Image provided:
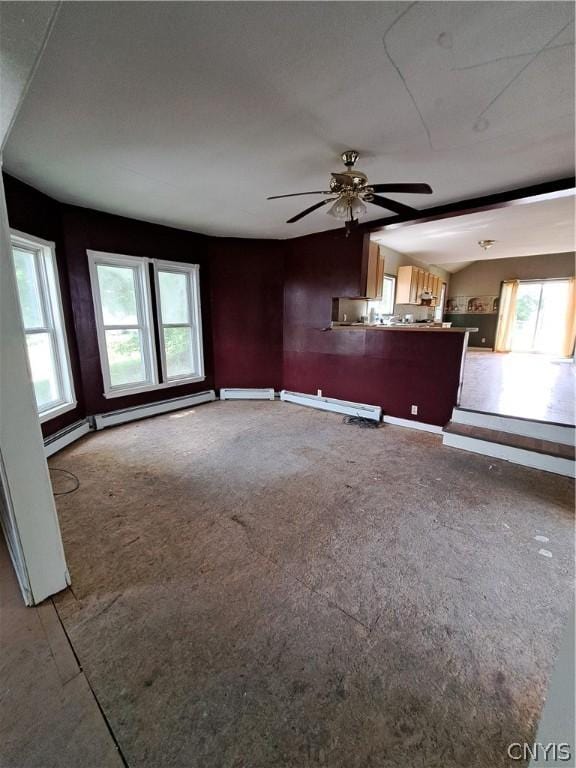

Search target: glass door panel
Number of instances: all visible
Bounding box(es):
[533,280,570,355]
[511,283,541,352]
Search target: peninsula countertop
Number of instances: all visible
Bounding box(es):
[328,323,479,333]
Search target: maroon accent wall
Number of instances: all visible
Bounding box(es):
[4,173,287,432]
[59,205,216,415]
[208,238,286,391]
[3,175,85,436]
[283,229,465,426]
[5,172,465,432]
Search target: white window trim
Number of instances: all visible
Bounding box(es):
[382,274,397,315]
[11,229,77,423]
[87,251,205,399]
[88,250,158,398]
[153,259,205,386]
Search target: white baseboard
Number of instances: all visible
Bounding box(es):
[220,388,275,400]
[382,415,443,434]
[44,420,92,458]
[93,390,216,429]
[280,390,382,421]
[453,408,575,446]
[442,432,575,478]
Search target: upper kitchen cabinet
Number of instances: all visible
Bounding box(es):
[396,265,441,305]
[363,241,385,299]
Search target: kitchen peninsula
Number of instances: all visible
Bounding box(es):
[330,324,478,333]
[283,230,479,428]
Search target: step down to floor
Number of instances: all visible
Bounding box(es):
[452,407,575,445]
[443,421,575,478]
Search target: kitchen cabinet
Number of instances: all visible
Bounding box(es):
[396,265,441,305]
[363,241,385,299]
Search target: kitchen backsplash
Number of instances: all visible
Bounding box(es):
[393,303,435,321]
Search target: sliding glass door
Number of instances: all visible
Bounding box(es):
[511,279,571,355]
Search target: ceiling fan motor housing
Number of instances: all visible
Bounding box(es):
[330,170,368,192]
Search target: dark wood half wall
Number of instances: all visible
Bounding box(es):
[282,229,465,426]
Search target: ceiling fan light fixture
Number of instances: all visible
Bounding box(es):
[327,198,350,219]
[268,150,433,227]
[350,197,367,218]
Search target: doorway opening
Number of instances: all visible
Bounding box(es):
[510,279,572,356]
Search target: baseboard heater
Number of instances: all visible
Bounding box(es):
[382,415,443,434]
[220,388,275,400]
[93,390,216,429]
[280,390,382,421]
[44,419,92,458]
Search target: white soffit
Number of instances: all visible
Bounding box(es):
[373,194,576,271]
[3,2,575,239]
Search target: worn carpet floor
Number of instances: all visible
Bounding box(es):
[50,400,574,768]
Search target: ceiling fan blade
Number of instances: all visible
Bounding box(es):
[368,195,417,216]
[286,198,334,223]
[267,191,328,200]
[371,183,433,195]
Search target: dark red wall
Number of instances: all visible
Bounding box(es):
[3,175,85,436]
[4,173,287,432]
[283,229,465,426]
[59,205,215,415]
[5,172,465,433]
[208,238,286,391]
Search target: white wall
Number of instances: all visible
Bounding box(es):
[531,607,575,767]
[0,1,69,605]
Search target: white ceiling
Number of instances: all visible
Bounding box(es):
[3,2,575,238]
[374,192,576,272]
[0,2,59,148]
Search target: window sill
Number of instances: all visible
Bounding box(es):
[103,375,206,399]
[39,400,78,424]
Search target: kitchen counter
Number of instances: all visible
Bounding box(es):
[330,324,479,333]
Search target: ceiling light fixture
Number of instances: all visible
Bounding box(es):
[478,239,496,251]
[268,151,434,236]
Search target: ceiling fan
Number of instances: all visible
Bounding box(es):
[268,150,433,234]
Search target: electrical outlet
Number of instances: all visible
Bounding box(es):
[481,337,486,343]
[411,405,418,415]
[317,389,322,398]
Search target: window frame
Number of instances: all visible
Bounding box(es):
[434,282,447,321]
[88,250,158,398]
[11,229,76,423]
[153,260,205,385]
[87,251,205,398]
[381,274,397,314]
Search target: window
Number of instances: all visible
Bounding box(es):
[11,231,75,421]
[368,274,396,318]
[381,275,396,314]
[155,261,204,382]
[88,251,204,397]
[434,282,447,322]
[89,252,157,395]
